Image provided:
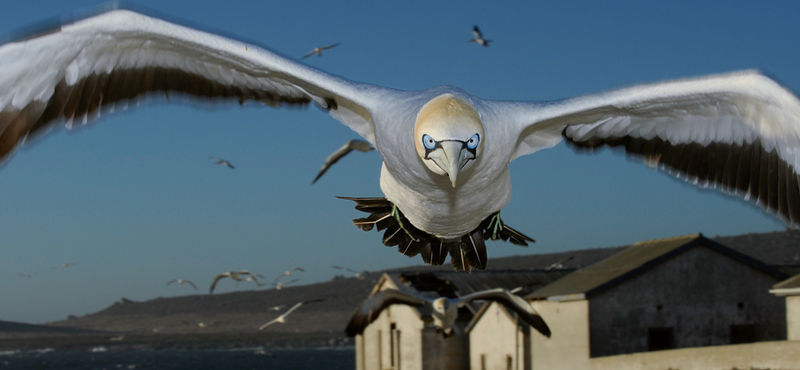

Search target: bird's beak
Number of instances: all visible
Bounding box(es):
[430,141,468,187]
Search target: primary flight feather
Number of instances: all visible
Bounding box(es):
[2,9,800,271]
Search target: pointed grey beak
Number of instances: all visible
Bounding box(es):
[432,141,465,187]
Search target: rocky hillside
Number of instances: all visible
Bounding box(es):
[2,230,798,350]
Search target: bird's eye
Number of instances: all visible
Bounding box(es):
[422,134,436,150]
[467,134,480,149]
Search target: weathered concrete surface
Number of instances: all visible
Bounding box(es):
[591,340,800,370]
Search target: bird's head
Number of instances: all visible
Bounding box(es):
[415,94,484,187]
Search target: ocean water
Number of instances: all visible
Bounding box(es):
[0,346,355,370]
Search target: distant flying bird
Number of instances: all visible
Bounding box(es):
[167,279,198,290]
[258,299,325,331]
[4,10,800,272]
[52,262,79,270]
[301,43,340,59]
[468,25,490,47]
[332,265,366,279]
[545,256,575,271]
[210,156,235,169]
[17,273,35,278]
[312,139,374,184]
[346,288,550,337]
[268,305,286,311]
[209,270,261,294]
[269,278,301,291]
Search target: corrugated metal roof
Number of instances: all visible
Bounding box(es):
[527,234,788,300]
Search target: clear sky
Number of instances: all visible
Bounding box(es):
[2,1,798,324]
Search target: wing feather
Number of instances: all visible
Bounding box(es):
[458,288,551,337]
[345,289,428,336]
[0,9,389,166]
[508,70,800,227]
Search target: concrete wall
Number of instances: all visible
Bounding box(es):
[469,302,525,370]
[590,340,800,370]
[360,303,425,370]
[588,246,786,357]
[789,296,800,340]
[530,299,590,370]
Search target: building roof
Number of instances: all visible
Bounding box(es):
[527,234,788,301]
[352,269,572,326]
[770,273,800,296]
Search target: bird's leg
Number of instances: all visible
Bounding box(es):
[392,205,420,242]
[486,211,503,241]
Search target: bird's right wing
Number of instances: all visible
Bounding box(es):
[504,70,800,227]
[0,8,395,167]
[459,288,551,337]
[345,288,429,336]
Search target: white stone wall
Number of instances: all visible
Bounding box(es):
[530,299,590,370]
[469,302,520,370]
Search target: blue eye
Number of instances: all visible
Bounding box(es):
[422,134,436,150]
[467,134,480,149]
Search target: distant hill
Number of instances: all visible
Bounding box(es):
[2,229,798,350]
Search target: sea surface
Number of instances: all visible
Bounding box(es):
[0,346,355,370]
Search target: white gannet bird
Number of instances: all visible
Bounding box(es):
[258,298,325,331]
[312,139,374,184]
[345,288,550,337]
[468,25,490,47]
[209,270,261,294]
[301,43,340,59]
[209,156,235,169]
[3,10,800,271]
[166,278,198,290]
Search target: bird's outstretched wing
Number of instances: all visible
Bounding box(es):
[0,9,390,167]
[508,70,800,227]
[313,139,374,183]
[345,288,429,336]
[458,288,551,337]
[209,274,228,294]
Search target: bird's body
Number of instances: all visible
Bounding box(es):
[346,288,550,337]
[3,10,800,271]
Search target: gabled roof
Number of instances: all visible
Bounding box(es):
[770,273,800,296]
[352,270,571,324]
[527,234,788,301]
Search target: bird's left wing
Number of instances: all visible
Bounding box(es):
[345,288,429,336]
[458,288,551,337]
[0,8,390,167]
[506,70,800,226]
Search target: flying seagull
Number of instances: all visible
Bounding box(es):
[210,156,235,169]
[345,288,550,337]
[270,267,304,289]
[52,262,79,270]
[258,298,325,331]
[312,139,374,184]
[167,279,198,290]
[332,265,366,279]
[209,270,261,294]
[3,11,800,272]
[468,25,490,47]
[302,43,340,59]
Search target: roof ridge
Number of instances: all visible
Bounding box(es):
[632,233,701,247]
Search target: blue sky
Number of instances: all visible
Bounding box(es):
[1,1,798,324]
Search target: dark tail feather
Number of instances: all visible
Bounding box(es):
[461,230,488,270]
